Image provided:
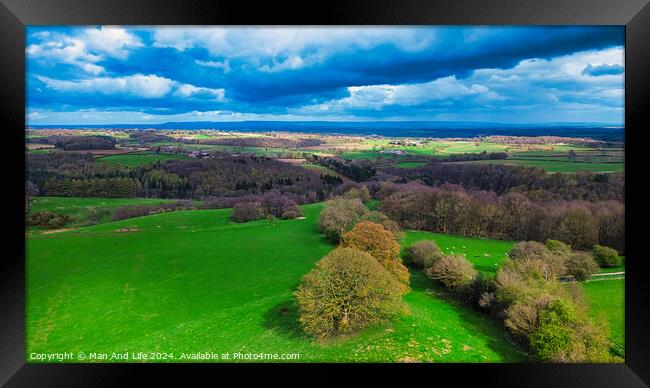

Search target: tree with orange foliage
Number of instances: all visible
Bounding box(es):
[341,221,410,287]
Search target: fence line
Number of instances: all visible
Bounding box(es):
[558,271,625,283]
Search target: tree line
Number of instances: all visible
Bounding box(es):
[29,135,117,150]
[378,162,624,201]
[311,155,376,182]
[27,152,342,203]
[374,182,624,253]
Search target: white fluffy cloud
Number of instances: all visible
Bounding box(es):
[296,76,497,114]
[37,74,174,98]
[83,27,144,59]
[295,47,623,116]
[27,27,143,74]
[173,83,225,101]
[152,27,229,53]
[37,73,224,101]
[150,27,435,73]
[195,59,231,73]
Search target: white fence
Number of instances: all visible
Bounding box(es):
[558,271,625,283]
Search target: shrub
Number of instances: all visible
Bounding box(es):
[528,299,577,361]
[426,254,477,290]
[341,221,409,287]
[461,273,497,309]
[294,247,407,339]
[113,205,151,221]
[565,252,599,281]
[592,244,621,268]
[545,239,572,254]
[318,198,368,243]
[46,216,67,229]
[261,192,301,219]
[231,202,267,223]
[343,185,371,202]
[27,211,69,228]
[503,293,555,340]
[509,256,566,282]
[508,241,548,261]
[493,266,527,307]
[528,299,612,362]
[359,211,403,240]
[280,207,303,219]
[478,292,497,311]
[493,263,561,309]
[507,241,567,281]
[404,240,442,268]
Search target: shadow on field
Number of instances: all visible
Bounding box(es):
[409,270,528,362]
[262,299,308,340]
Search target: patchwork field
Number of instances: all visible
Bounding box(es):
[27,202,526,362]
[96,152,190,166]
[314,140,624,173]
[459,158,624,173]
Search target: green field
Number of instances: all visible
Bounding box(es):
[598,263,625,273]
[330,140,623,173]
[96,152,189,166]
[149,141,292,157]
[459,158,624,173]
[27,202,525,362]
[341,140,590,159]
[394,161,427,168]
[403,231,515,275]
[580,279,624,348]
[300,163,349,181]
[27,196,179,230]
[28,149,55,154]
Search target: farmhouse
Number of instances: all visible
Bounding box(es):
[380,149,406,155]
[189,150,212,159]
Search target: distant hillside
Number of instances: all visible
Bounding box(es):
[28,121,625,141]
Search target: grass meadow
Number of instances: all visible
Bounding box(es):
[27,202,526,362]
[27,196,179,230]
[581,279,625,348]
[26,196,624,362]
[459,158,624,173]
[96,152,190,166]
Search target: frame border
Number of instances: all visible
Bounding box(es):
[1,0,649,385]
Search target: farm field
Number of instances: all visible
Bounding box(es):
[300,163,350,181]
[580,279,625,348]
[26,143,55,150]
[27,196,180,231]
[26,202,525,362]
[96,152,190,166]
[393,161,427,168]
[402,231,515,275]
[458,158,624,173]
[32,129,624,175]
[341,140,594,157]
[148,141,293,157]
[313,140,624,173]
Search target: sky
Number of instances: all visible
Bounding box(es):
[26,26,625,126]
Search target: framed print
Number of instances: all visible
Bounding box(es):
[1,0,649,386]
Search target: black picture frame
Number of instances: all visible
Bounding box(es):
[1,0,649,386]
